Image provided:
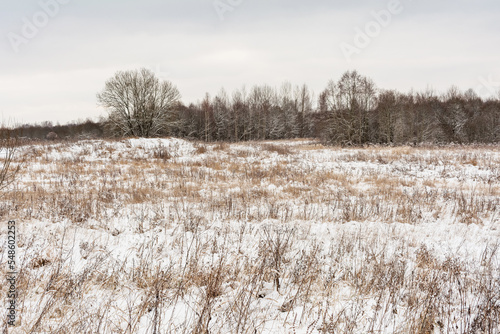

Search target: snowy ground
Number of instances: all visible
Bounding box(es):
[1,138,499,333]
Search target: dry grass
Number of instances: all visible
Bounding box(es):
[0,139,499,333]
[261,143,293,155]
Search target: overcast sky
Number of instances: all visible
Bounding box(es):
[1,0,499,125]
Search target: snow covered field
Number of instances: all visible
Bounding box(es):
[1,138,499,333]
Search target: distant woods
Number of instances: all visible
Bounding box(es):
[6,69,500,145]
[319,71,499,145]
[4,119,104,141]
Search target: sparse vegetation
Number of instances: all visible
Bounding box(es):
[0,138,499,333]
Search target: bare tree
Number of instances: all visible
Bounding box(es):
[376,90,400,144]
[231,87,248,141]
[213,88,231,141]
[434,86,468,143]
[322,71,376,145]
[337,71,376,145]
[413,89,444,144]
[294,84,313,138]
[201,93,214,142]
[97,68,181,137]
[270,82,292,139]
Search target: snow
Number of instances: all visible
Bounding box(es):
[0,139,499,333]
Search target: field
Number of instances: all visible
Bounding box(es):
[1,138,499,333]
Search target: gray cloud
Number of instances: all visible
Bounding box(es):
[1,0,499,124]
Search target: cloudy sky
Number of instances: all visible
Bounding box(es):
[1,0,499,125]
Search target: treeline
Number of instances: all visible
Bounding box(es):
[319,71,500,145]
[7,70,500,145]
[5,119,104,140]
[170,83,322,142]
[169,71,499,144]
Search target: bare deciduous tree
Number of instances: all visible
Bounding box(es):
[376,90,400,144]
[294,83,313,138]
[213,88,232,141]
[97,68,181,137]
[231,87,248,141]
[323,71,376,145]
